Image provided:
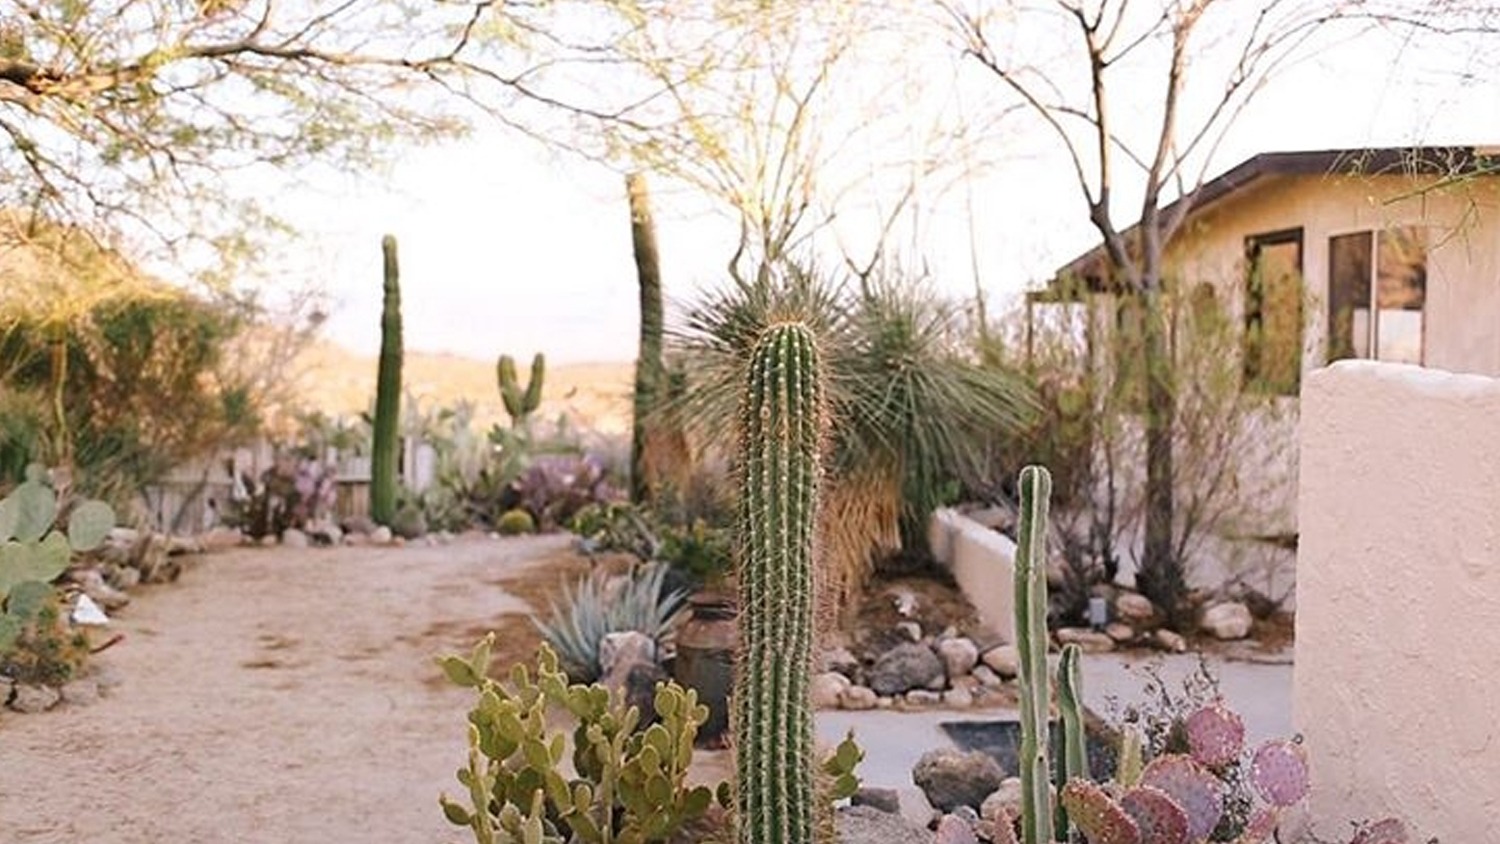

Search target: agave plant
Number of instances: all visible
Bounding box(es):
[666,263,1037,615]
[532,561,689,683]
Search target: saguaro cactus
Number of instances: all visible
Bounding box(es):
[1015,464,1055,844]
[497,352,545,428]
[734,321,823,844]
[370,234,403,526]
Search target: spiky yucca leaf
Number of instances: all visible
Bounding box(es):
[532,562,688,683]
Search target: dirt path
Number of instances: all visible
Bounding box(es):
[0,534,587,844]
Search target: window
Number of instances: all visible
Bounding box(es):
[1243,229,1305,395]
[1327,228,1427,365]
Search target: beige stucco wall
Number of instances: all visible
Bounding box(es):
[1169,173,1500,377]
[1295,361,1500,840]
[929,507,1017,642]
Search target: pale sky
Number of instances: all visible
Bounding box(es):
[268,15,1500,365]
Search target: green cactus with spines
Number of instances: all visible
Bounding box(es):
[1015,464,1056,844]
[734,321,824,844]
[0,472,114,670]
[498,352,545,429]
[1056,642,1088,835]
[438,637,722,844]
[371,233,403,526]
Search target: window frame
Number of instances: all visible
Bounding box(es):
[1324,225,1428,366]
[1242,227,1306,396]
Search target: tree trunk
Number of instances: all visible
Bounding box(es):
[626,172,665,505]
[1137,286,1180,622]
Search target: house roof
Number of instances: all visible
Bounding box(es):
[1039,145,1498,298]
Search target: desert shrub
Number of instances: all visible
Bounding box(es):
[0,281,260,507]
[228,452,337,538]
[532,562,687,683]
[512,454,621,532]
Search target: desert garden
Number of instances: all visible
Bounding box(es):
[3,2,1497,843]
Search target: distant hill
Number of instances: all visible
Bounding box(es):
[286,340,635,437]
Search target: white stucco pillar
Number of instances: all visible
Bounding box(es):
[1296,361,1500,841]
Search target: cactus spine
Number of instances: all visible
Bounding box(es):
[497,352,545,428]
[1056,642,1087,835]
[1015,465,1055,844]
[370,234,403,526]
[734,322,823,844]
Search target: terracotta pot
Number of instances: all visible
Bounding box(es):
[672,590,737,745]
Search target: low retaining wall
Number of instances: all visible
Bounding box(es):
[1295,361,1500,840]
[928,507,1016,643]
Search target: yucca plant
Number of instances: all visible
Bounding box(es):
[666,263,1036,616]
[532,561,689,683]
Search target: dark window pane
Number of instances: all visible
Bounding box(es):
[1328,231,1373,362]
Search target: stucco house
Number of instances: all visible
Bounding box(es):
[1026,146,1500,600]
[1042,145,1500,382]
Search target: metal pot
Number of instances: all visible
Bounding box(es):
[672,591,737,746]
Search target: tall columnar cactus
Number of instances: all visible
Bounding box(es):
[497,352,545,428]
[1056,642,1088,835]
[1015,465,1055,844]
[734,321,823,844]
[370,234,403,526]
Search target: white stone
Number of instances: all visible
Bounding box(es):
[839,685,879,710]
[1056,627,1116,653]
[895,621,923,642]
[1115,592,1157,623]
[936,637,980,679]
[980,644,1019,678]
[905,689,941,706]
[943,686,974,708]
[370,526,393,545]
[280,528,309,548]
[811,671,851,709]
[1153,629,1189,653]
[1200,602,1253,640]
[981,778,1024,825]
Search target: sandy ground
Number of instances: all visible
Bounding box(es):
[0,534,591,844]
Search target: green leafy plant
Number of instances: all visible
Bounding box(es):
[532,563,688,684]
[0,468,114,683]
[437,638,723,844]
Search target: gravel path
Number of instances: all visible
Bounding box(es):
[0,534,577,844]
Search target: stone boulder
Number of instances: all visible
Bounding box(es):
[1201,602,1253,640]
[935,814,981,844]
[912,748,1005,813]
[935,637,979,679]
[850,787,902,815]
[868,643,944,696]
[1055,627,1115,653]
[1115,592,1157,624]
[836,805,934,844]
[980,644,1019,679]
[812,671,851,708]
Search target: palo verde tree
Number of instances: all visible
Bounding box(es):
[936,0,1378,621]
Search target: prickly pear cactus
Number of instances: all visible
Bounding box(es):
[1249,739,1310,808]
[0,474,114,660]
[436,638,721,844]
[1138,755,1224,843]
[1119,786,1189,844]
[1231,807,1281,844]
[1061,780,1141,844]
[1185,702,1246,769]
[733,322,824,844]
